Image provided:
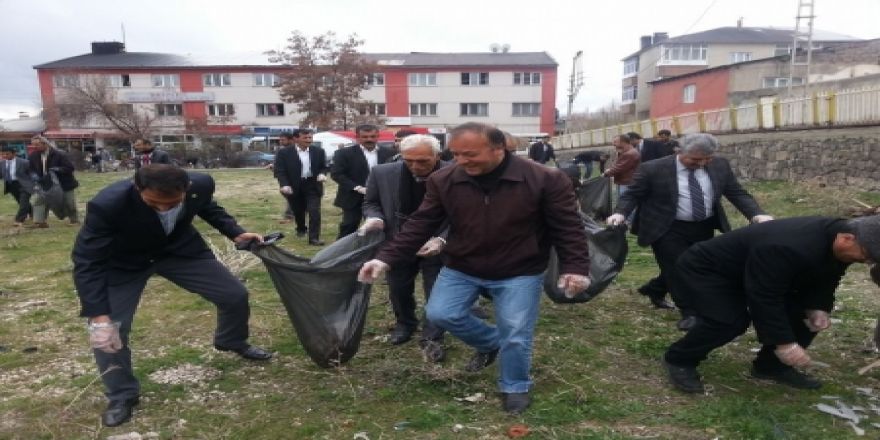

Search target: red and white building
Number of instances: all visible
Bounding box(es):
[34,42,557,151]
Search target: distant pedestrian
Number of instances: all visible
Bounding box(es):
[528,135,555,164]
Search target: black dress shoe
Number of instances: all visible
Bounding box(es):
[295,229,307,237]
[102,397,139,427]
[420,339,446,363]
[308,239,325,246]
[751,367,822,390]
[663,360,704,393]
[389,325,415,345]
[677,316,698,331]
[501,392,531,415]
[464,348,499,372]
[215,344,273,360]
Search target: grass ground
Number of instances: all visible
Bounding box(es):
[1,168,880,439]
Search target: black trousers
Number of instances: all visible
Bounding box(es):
[641,219,715,315]
[337,205,363,239]
[286,179,322,240]
[4,181,32,222]
[387,255,444,341]
[92,256,251,402]
[665,304,818,373]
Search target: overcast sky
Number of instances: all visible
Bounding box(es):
[0,0,877,121]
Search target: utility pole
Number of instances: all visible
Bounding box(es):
[566,50,584,130]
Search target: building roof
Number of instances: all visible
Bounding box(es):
[0,116,46,133]
[34,50,557,70]
[623,26,861,60]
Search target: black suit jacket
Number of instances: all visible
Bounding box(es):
[679,217,848,345]
[616,155,765,246]
[71,172,246,317]
[1,157,34,194]
[638,139,675,162]
[528,142,555,163]
[274,146,329,197]
[133,149,173,169]
[330,144,395,209]
[28,148,79,191]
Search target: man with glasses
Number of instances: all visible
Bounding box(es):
[662,215,880,394]
[608,133,772,329]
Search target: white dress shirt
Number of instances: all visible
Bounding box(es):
[361,145,378,170]
[675,157,714,221]
[297,147,312,178]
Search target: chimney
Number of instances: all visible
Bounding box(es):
[640,35,653,49]
[653,32,669,44]
[91,41,125,55]
[737,17,743,28]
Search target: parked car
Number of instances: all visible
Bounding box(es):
[231,151,275,168]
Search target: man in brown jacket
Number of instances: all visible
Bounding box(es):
[603,133,641,198]
[358,122,591,415]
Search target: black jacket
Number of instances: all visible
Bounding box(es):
[71,172,245,317]
[274,146,329,196]
[678,217,849,345]
[638,139,675,162]
[28,148,78,191]
[528,141,555,164]
[330,144,395,209]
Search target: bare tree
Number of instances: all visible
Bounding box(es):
[47,72,156,140]
[267,31,383,130]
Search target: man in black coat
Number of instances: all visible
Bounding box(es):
[528,135,555,164]
[663,216,880,394]
[27,135,79,227]
[1,146,33,225]
[330,124,395,238]
[72,164,271,427]
[133,138,172,169]
[628,131,675,163]
[608,133,772,329]
[274,129,329,245]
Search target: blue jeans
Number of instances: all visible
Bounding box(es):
[425,267,543,393]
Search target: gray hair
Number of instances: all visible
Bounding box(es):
[846,215,880,263]
[679,133,718,155]
[399,134,441,154]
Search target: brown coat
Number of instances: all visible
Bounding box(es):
[375,154,590,280]
[604,148,640,185]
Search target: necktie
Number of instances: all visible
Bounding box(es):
[688,169,706,221]
[143,154,151,166]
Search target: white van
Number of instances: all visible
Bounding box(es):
[311,132,354,163]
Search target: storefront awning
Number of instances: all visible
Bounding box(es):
[43,130,96,139]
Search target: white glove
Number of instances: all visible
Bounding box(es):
[774,343,811,367]
[316,174,327,182]
[416,237,446,257]
[280,186,293,195]
[358,259,390,284]
[606,214,626,226]
[357,218,385,236]
[557,273,591,298]
[88,321,123,354]
[354,186,367,195]
[752,214,774,223]
[804,310,831,332]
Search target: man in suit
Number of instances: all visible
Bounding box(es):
[628,131,675,163]
[360,134,450,361]
[1,146,33,226]
[528,135,555,164]
[330,124,395,238]
[133,138,172,169]
[607,133,773,329]
[72,164,271,427]
[663,216,880,393]
[27,135,79,227]
[274,129,329,246]
[657,129,680,152]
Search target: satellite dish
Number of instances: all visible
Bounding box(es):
[490,43,500,53]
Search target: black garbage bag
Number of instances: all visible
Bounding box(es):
[577,176,612,221]
[34,171,70,220]
[543,215,628,304]
[245,232,385,367]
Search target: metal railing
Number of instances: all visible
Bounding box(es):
[555,86,880,149]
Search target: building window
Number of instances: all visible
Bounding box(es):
[622,85,637,102]
[253,73,279,87]
[256,103,285,117]
[660,44,708,64]
[53,74,79,88]
[774,44,791,56]
[623,58,638,76]
[460,103,488,117]
[512,103,541,117]
[763,77,804,88]
[106,74,131,87]
[461,72,489,86]
[729,52,752,63]
[358,103,386,116]
[207,103,235,116]
[203,73,231,87]
[155,104,182,117]
[408,72,437,86]
[410,103,438,116]
[682,84,696,104]
[152,74,179,88]
[513,72,541,85]
[366,73,385,86]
